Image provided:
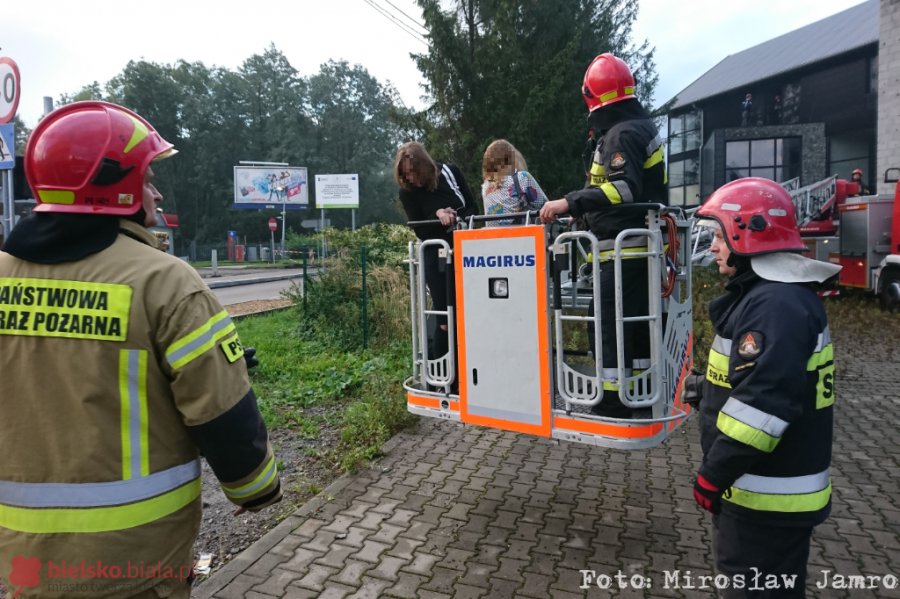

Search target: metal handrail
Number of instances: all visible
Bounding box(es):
[551,230,603,409]
[613,222,664,408]
[415,239,456,391]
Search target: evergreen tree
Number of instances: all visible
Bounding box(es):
[414,0,657,198]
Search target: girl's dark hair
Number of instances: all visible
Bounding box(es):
[393,141,438,192]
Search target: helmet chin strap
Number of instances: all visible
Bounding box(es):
[587,107,613,136]
[587,98,646,136]
[727,253,753,273]
[126,207,148,226]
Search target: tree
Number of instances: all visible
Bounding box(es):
[414,0,657,198]
[307,60,405,227]
[12,115,30,154]
[40,45,410,246]
[58,81,104,105]
[238,45,311,163]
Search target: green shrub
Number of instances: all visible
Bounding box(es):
[323,223,415,267]
[296,228,413,351]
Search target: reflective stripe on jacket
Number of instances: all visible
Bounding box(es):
[699,272,834,527]
[564,116,667,242]
[0,220,278,597]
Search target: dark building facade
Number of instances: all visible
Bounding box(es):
[666,0,878,206]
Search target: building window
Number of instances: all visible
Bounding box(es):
[830,133,869,183]
[668,110,701,156]
[782,83,801,124]
[868,55,878,94]
[725,138,801,183]
[668,158,699,206]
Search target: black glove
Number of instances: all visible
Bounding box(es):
[244,346,259,369]
[682,368,705,408]
[693,473,723,514]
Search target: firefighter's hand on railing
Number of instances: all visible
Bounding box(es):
[681,368,704,407]
[539,198,569,223]
[435,207,457,226]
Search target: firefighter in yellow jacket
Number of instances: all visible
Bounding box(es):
[0,101,281,598]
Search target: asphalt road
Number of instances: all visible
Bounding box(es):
[210,277,303,305]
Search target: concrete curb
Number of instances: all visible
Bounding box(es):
[192,430,409,598]
[231,305,296,321]
[204,273,303,289]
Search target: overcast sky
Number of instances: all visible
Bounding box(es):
[6,0,866,130]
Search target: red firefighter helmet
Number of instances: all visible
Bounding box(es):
[582,53,636,113]
[25,101,176,216]
[696,177,806,256]
[851,168,863,178]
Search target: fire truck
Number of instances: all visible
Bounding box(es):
[404,206,695,450]
[788,169,900,309]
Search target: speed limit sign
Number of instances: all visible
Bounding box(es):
[0,57,21,125]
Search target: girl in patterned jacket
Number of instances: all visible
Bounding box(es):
[481,139,548,227]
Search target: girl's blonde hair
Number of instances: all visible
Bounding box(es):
[482,139,527,190]
[393,141,439,192]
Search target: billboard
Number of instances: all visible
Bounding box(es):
[233,166,308,210]
[315,174,359,209]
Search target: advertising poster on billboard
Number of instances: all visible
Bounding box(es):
[315,174,359,209]
[233,166,308,210]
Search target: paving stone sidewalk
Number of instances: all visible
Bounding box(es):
[195,359,900,599]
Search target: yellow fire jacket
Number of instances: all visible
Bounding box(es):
[0,219,280,598]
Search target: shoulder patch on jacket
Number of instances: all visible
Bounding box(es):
[221,334,245,363]
[737,331,763,359]
[610,152,626,170]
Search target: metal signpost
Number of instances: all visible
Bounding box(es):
[268,217,277,263]
[280,188,287,256]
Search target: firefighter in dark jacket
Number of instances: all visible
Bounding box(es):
[688,177,840,598]
[540,53,667,418]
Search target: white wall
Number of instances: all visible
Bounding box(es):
[877,0,900,193]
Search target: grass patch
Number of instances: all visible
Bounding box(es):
[337,349,417,471]
[235,227,417,471]
[237,308,414,471]
[233,309,373,428]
